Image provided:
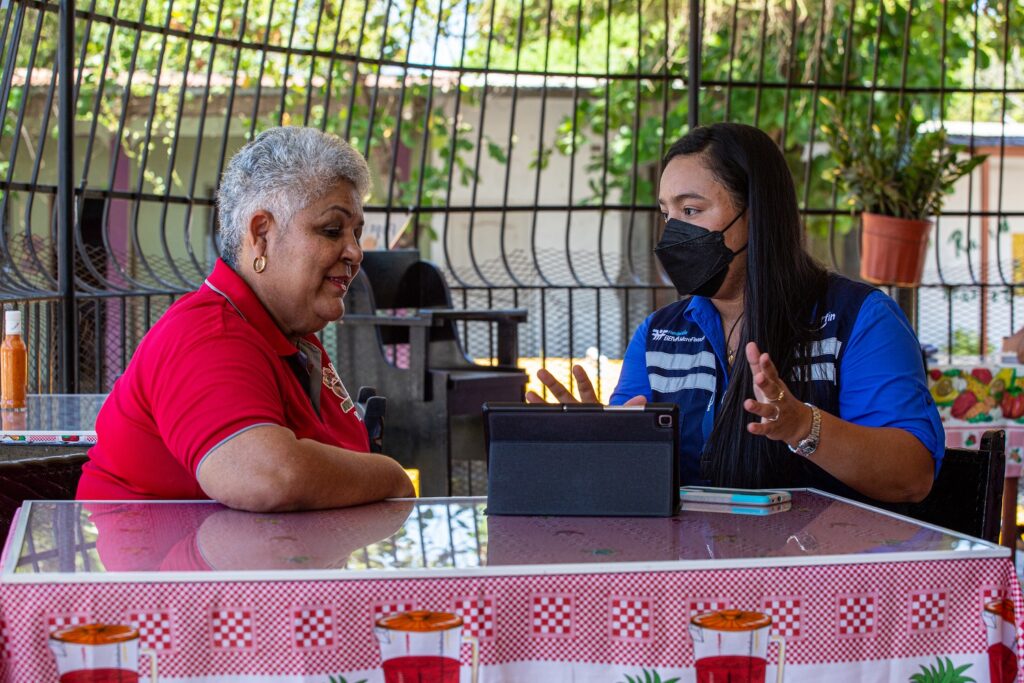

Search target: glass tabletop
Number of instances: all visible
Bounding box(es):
[2,490,1005,581]
[0,394,105,436]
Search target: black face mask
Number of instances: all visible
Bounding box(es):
[654,210,747,298]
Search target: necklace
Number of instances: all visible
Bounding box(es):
[725,314,744,366]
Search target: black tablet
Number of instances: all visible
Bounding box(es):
[483,402,680,517]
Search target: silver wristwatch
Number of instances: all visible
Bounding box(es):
[788,402,821,458]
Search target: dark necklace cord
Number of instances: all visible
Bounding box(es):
[725,313,745,366]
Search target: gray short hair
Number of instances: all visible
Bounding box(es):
[216,127,371,267]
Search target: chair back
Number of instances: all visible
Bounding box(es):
[357,250,476,368]
[334,266,429,402]
[360,249,425,311]
[0,451,89,539]
[335,249,527,495]
[904,429,1005,542]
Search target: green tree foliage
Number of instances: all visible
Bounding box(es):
[2,0,483,217]
[467,0,1022,241]
[1,0,1020,248]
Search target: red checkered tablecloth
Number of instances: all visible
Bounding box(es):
[0,556,1021,682]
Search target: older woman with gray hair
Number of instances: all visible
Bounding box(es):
[78,127,414,510]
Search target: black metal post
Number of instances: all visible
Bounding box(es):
[57,0,77,393]
[688,0,701,129]
[896,287,917,331]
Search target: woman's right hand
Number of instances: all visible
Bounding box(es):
[525,364,646,406]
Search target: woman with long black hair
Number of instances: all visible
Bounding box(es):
[528,123,942,504]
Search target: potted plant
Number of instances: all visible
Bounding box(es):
[820,98,987,286]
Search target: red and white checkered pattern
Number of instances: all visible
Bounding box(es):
[981,585,1008,609]
[293,607,335,650]
[531,594,573,637]
[909,591,947,632]
[126,610,175,651]
[1,554,1020,678]
[0,619,9,659]
[44,612,90,632]
[451,595,496,641]
[608,597,653,642]
[211,608,256,651]
[762,597,801,639]
[688,598,729,618]
[837,594,876,637]
[371,600,415,625]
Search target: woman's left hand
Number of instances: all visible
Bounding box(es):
[742,341,812,445]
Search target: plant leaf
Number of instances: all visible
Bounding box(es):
[822,102,987,220]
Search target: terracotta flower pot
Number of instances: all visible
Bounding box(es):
[859,212,933,287]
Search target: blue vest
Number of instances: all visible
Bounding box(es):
[645,274,876,495]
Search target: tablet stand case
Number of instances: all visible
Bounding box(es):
[484,403,680,517]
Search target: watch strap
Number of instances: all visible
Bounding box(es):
[788,402,821,457]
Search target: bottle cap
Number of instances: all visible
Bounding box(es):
[4,310,21,336]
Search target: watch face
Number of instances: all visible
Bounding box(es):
[795,437,818,457]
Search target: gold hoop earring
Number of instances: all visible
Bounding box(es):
[253,255,267,273]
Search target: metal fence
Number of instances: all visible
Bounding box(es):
[1,0,1022,393]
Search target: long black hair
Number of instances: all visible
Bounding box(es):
[662,123,829,488]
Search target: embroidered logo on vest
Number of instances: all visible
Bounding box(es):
[651,328,707,343]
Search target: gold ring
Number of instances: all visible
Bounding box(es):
[768,389,785,403]
[766,405,781,422]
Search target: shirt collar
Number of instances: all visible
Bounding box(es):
[204,258,298,357]
[684,295,728,366]
[682,295,717,326]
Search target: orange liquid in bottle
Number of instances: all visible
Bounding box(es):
[1,311,26,410]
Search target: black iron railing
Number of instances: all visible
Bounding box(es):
[0,0,1020,394]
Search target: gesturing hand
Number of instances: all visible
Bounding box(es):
[525,364,646,406]
[742,341,812,445]
[1003,327,1024,364]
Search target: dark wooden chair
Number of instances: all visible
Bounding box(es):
[903,429,1005,543]
[0,451,89,540]
[333,250,528,496]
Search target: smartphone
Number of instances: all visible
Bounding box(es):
[681,501,792,516]
[679,486,792,507]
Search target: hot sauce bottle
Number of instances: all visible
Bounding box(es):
[1,310,27,411]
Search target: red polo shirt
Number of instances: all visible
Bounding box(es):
[78,259,369,500]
